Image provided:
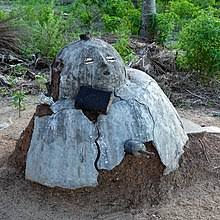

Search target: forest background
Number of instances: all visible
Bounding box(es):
[0,0,219,94]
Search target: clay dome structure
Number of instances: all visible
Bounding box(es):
[11,36,188,189]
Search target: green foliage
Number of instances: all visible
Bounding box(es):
[192,0,216,8]
[156,0,219,45]
[207,5,220,18]
[0,10,7,20]
[33,11,65,58]
[66,0,140,60]
[113,36,135,64]
[155,0,199,45]
[11,89,26,118]
[68,1,102,31]
[9,0,140,62]
[15,1,67,58]
[101,0,140,35]
[157,0,172,12]
[177,12,220,75]
[101,0,133,17]
[156,0,220,79]
[169,0,199,19]
[7,0,218,76]
[1,0,136,62]
[127,8,141,34]
[156,12,178,44]
[102,15,121,32]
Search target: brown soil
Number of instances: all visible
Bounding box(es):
[0,96,220,220]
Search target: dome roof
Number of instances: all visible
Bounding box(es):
[56,38,127,99]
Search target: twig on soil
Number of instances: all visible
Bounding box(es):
[198,138,210,163]
[184,89,206,100]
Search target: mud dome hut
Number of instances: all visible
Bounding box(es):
[10,36,188,189]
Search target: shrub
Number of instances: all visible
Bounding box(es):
[102,15,122,32]
[65,0,103,34]
[169,0,199,18]
[16,1,67,59]
[156,12,178,44]
[157,0,172,13]
[101,0,133,17]
[101,0,140,35]
[156,0,200,45]
[32,7,66,58]
[0,10,7,20]
[113,35,135,64]
[192,0,216,8]
[12,0,140,58]
[169,0,199,28]
[177,12,220,75]
[126,8,141,35]
[11,89,26,118]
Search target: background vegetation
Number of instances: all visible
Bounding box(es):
[0,0,219,79]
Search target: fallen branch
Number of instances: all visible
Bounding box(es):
[184,89,206,100]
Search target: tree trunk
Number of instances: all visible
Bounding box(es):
[140,0,156,42]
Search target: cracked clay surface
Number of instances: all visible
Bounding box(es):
[22,38,187,189]
[24,68,188,189]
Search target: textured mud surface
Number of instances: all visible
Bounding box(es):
[0,98,220,219]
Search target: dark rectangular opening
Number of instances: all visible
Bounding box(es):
[75,86,113,114]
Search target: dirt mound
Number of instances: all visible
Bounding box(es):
[75,133,220,209]
[0,99,219,219]
[0,133,219,220]
[94,144,165,208]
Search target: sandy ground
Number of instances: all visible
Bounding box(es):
[178,107,220,128]
[0,96,220,220]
